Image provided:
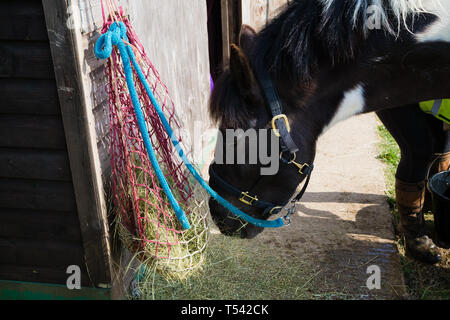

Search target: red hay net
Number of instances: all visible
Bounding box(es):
[101,2,208,266]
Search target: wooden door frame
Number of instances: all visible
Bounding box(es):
[220,0,242,68]
[42,0,112,288]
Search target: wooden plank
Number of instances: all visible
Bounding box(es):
[42,0,113,288]
[0,209,82,243]
[268,0,291,20]
[78,0,106,34]
[0,0,48,41]
[0,41,55,79]
[95,100,111,177]
[82,32,106,74]
[0,265,91,287]
[78,0,129,34]
[240,0,289,31]
[221,0,231,68]
[97,139,111,179]
[87,66,108,109]
[0,115,67,149]
[0,179,76,212]
[0,79,60,115]
[228,0,240,45]
[0,148,72,181]
[0,238,85,269]
[93,100,110,143]
[125,0,213,166]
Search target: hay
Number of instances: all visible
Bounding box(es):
[130,229,328,300]
[115,163,210,281]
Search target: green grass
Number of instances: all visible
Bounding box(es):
[376,125,401,209]
[376,123,450,300]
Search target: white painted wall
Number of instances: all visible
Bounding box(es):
[128,0,215,168]
[241,0,290,31]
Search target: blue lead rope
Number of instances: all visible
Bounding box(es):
[95,22,285,229]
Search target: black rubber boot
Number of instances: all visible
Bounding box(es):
[396,179,442,265]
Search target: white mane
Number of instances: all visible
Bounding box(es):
[320,0,448,35]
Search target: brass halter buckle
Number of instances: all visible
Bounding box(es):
[239,192,259,206]
[271,114,291,137]
[280,152,310,175]
[292,162,311,175]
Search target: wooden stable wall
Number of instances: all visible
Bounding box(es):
[42,0,113,289]
[241,0,291,31]
[127,0,214,161]
[220,0,291,68]
[0,0,91,286]
[46,0,212,293]
[0,0,213,293]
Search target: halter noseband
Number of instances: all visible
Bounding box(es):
[209,68,314,227]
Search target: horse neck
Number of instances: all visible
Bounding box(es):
[276,37,450,142]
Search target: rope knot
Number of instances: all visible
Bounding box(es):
[95,21,128,60]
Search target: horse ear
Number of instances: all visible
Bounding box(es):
[239,24,257,55]
[230,44,257,103]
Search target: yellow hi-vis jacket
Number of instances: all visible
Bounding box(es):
[420,100,450,124]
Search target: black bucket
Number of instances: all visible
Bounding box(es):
[429,171,450,244]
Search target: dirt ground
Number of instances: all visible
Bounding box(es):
[253,113,407,299]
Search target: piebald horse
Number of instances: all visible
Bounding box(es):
[208,0,450,264]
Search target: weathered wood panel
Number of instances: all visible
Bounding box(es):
[94,101,111,175]
[0,265,91,287]
[0,149,72,181]
[78,0,129,35]
[0,239,84,269]
[221,0,231,68]
[86,63,108,107]
[78,0,215,177]
[241,0,290,31]
[0,0,48,41]
[0,41,55,79]
[127,0,214,159]
[93,100,110,145]
[0,115,66,149]
[0,0,89,289]
[43,0,113,288]
[0,79,60,115]
[78,3,124,181]
[81,32,106,74]
[0,179,76,212]
[0,209,82,242]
